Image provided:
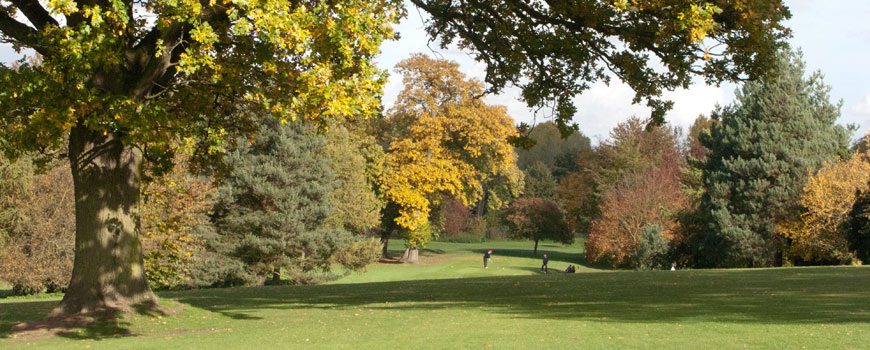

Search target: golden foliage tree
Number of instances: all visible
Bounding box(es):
[382,54,523,249]
[382,54,522,230]
[139,156,216,289]
[778,152,870,263]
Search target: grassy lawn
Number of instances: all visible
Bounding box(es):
[332,239,597,284]
[2,240,870,349]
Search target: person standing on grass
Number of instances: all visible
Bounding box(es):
[484,250,492,268]
[541,254,549,273]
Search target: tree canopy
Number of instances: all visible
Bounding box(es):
[695,50,851,267]
[411,0,792,131]
[0,0,403,161]
[381,54,523,233]
[503,197,573,256]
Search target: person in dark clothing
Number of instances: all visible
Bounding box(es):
[541,254,549,273]
[484,250,492,268]
[565,265,575,273]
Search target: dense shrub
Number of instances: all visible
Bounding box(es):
[441,198,472,237]
[635,225,671,270]
[0,159,74,295]
[140,156,216,289]
[332,237,382,272]
[465,216,488,239]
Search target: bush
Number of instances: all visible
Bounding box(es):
[140,156,216,290]
[0,159,74,295]
[332,237,382,272]
[441,198,472,237]
[484,210,510,240]
[635,224,671,270]
[465,216,487,239]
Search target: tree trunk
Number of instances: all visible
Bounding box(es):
[402,248,419,263]
[474,183,489,217]
[380,230,391,259]
[271,267,281,283]
[534,239,539,257]
[58,123,155,314]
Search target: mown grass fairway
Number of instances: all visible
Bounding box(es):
[2,240,870,349]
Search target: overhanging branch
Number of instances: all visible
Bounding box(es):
[10,0,58,30]
[0,11,50,55]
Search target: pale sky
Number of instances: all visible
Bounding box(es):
[1,1,867,144]
[378,0,870,144]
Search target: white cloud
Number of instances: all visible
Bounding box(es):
[850,94,870,116]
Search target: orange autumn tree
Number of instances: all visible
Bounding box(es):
[778,151,870,263]
[584,119,687,268]
[382,54,523,261]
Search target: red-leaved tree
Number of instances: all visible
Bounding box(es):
[503,197,573,256]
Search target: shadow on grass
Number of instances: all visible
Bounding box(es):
[1,300,168,341]
[165,266,870,325]
[0,300,58,337]
[468,246,608,270]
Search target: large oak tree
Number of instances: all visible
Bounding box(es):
[0,0,403,313]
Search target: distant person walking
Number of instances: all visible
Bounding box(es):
[484,250,492,268]
[541,254,549,273]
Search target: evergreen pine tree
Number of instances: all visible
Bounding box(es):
[212,118,344,284]
[695,50,851,267]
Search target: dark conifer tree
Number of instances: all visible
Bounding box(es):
[695,50,851,267]
[212,118,344,284]
[846,183,870,262]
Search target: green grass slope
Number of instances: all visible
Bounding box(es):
[2,241,870,349]
[332,239,597,284]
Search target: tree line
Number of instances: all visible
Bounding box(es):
[557,50,869,269]
[0,0,795,314]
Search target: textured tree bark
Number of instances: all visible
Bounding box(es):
[58,122,155,314]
